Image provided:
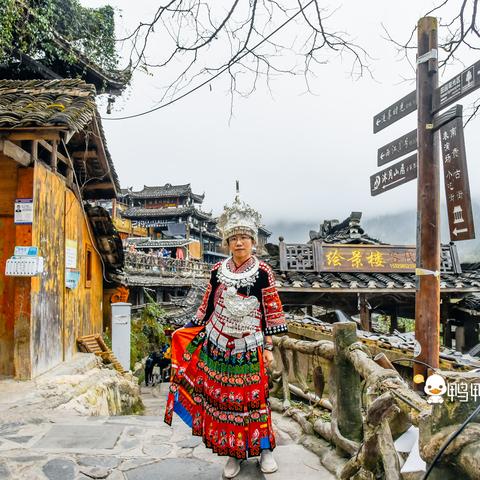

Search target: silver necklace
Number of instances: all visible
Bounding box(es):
[217,256,260,290]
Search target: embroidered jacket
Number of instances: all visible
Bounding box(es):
[192,257,288,337]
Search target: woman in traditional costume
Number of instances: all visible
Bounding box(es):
[164,194,288,478]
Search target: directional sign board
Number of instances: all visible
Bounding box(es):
[377,129,417,166]
[439,116,475,241]
[373,91,417,133]
[433,60,480,112]
[370,153,417,196]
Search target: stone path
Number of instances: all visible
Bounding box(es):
[0,384,335,480]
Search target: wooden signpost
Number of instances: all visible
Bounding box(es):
[439,108,475,241]
[370,154,417,196]
[377,129,417,166]
[415,17,440,377]
[370,18,479,378]
[373,90,417,133]
[433,60,480,112]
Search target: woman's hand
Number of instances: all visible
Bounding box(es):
[263,349,274,370]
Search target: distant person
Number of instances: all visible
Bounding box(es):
[144,348,171,386]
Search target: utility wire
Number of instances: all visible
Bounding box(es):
[103,0,315,121]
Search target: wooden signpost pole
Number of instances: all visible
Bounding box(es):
[415,17,440,379]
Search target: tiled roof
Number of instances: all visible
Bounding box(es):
[455,293,480,313]
[288,319,480,368]
[120,184,205,200]
[273,269,480,291]
[0,79,96,133]
[263,246,480,292]
[309,211,381,245]
[122,206,212,220]
[50,32,130,94]
[93,115,120,193]
[85,204,124,273]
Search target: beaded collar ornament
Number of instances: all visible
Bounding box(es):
[217,256,260,289]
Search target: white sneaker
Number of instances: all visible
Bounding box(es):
[223,456,241,478]
[259,449,278,473]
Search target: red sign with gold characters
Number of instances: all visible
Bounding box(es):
[319,244,416,273]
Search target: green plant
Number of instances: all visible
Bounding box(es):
[0,0,118,72]
[129,290,172,370]
[103,327,112,349]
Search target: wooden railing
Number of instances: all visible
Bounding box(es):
[124,252,211,277]
[271,321,480,479]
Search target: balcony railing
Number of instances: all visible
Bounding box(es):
[124,252,211,277]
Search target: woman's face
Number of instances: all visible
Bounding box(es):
[228,235,254,256]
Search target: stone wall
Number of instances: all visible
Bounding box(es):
[35,354,143,416]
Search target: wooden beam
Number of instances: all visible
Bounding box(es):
[2,130,61,141]
[38,140,70,166]
[66,168,74,186]
[359,293,371,331]
[83,181,114,191]
[72,149,98,159]
[0,140,31,167]
[51,140,58,172]
[31,140,38,161]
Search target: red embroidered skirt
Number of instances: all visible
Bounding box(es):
[164,326,276,459]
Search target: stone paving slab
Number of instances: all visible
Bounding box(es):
[0,384,335,480]
[34,425,124,450]
[124,458,223,480]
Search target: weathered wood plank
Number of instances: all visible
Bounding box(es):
[0,140,31,167]
[13,166,34,379]
[1,129,62,141]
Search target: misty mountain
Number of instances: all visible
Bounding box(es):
[265,200,480,263]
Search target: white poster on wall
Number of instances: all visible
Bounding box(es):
[65,239,78,269]
[14,199,33,224]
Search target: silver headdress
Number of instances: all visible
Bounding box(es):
[218,181,262,244]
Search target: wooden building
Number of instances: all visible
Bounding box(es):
[265,212,480,352]
[93,198,148,240]
[0,79,121,379]
[120,184,225,263]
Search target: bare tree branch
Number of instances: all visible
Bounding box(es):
[114,0,371,113]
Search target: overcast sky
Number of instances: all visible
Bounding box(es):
[82,0,480,231]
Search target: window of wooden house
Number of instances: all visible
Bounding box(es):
[85,247,92,288]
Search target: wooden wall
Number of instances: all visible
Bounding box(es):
[0,156,18,376]
[30,164,64,376]
[13,167,34,379]
[29,162,103,378]
[63,188,103,362]
[1,157,104,379]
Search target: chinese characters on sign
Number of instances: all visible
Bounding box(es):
[373,90,417,133]
[320,245,416,273]
[440,116,475,241]
[433,60,480,112]
[370,154,417,196]
[377,129,417,166]
[131,219,169,228]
